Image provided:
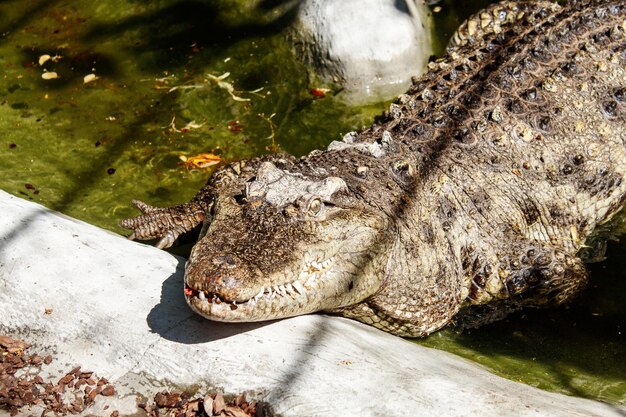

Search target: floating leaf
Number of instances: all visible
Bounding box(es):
[310,87,332,98]
[39,54,62,65]
[38,54,51,66]
[206,72,251,102]
[227,120,243,133]
[168,84,204,93]
[258,112,279,152]
[167,72,263,103]
[179,153,222,169]
[165,116,205,133]
[83,73,98,84]
[209,72,231,81]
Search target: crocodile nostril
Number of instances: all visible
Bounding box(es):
[212,255,238,268]
[233,193,246,205]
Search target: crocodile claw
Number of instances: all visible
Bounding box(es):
[131,199,159,213]
[119,199,206,249]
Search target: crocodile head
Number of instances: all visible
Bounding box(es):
[184,160,393,322]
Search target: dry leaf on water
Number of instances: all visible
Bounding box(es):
[179,153,223,169]
[42,71,59,80]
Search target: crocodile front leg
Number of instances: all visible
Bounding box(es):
[119,199,206,249]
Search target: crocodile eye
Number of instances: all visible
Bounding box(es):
[308,198,323,215]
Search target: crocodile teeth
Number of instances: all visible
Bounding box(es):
[277,284,287,296]
[292,280,305,295]
[191,256,334,307]
[285,283,295,295]
[254,286,265,301]
[305,275,319,289]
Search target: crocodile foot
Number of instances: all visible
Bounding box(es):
[119,199,206,249]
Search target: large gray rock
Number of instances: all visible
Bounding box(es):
[293,0,432,104]
[0,190,623,416]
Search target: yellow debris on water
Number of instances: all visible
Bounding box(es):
[83,73,99,84]
[38,54,51,65]
[38,54,62,65]
[41,71,59,80]
[178,153,223,169]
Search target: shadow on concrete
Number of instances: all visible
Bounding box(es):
[143,249,335,401]
[146,256,273,343]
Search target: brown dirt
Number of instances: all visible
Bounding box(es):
[0,335,271,416]
[141,391,268,417]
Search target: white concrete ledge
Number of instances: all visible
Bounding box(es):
[0,190,623,416]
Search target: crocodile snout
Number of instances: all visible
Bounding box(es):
[185,252,262,302]
[212,254,239,268]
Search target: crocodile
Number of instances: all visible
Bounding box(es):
[121,0,626,336]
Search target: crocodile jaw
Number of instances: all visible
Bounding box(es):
[183,202,390,322]
[185,253,383,322]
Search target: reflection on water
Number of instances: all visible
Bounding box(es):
[0,0,623,405]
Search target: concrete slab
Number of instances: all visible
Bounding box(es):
[0,190,623,416]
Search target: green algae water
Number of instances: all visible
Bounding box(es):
[0,0,624,407]
[0,0,382,229]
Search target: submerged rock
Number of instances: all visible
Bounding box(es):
[292,0,432,104]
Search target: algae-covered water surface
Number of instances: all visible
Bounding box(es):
[0,0,624,407]
[0,0,383,228]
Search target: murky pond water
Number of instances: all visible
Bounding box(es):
[0,0,384,228]
[0,0,624,406]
